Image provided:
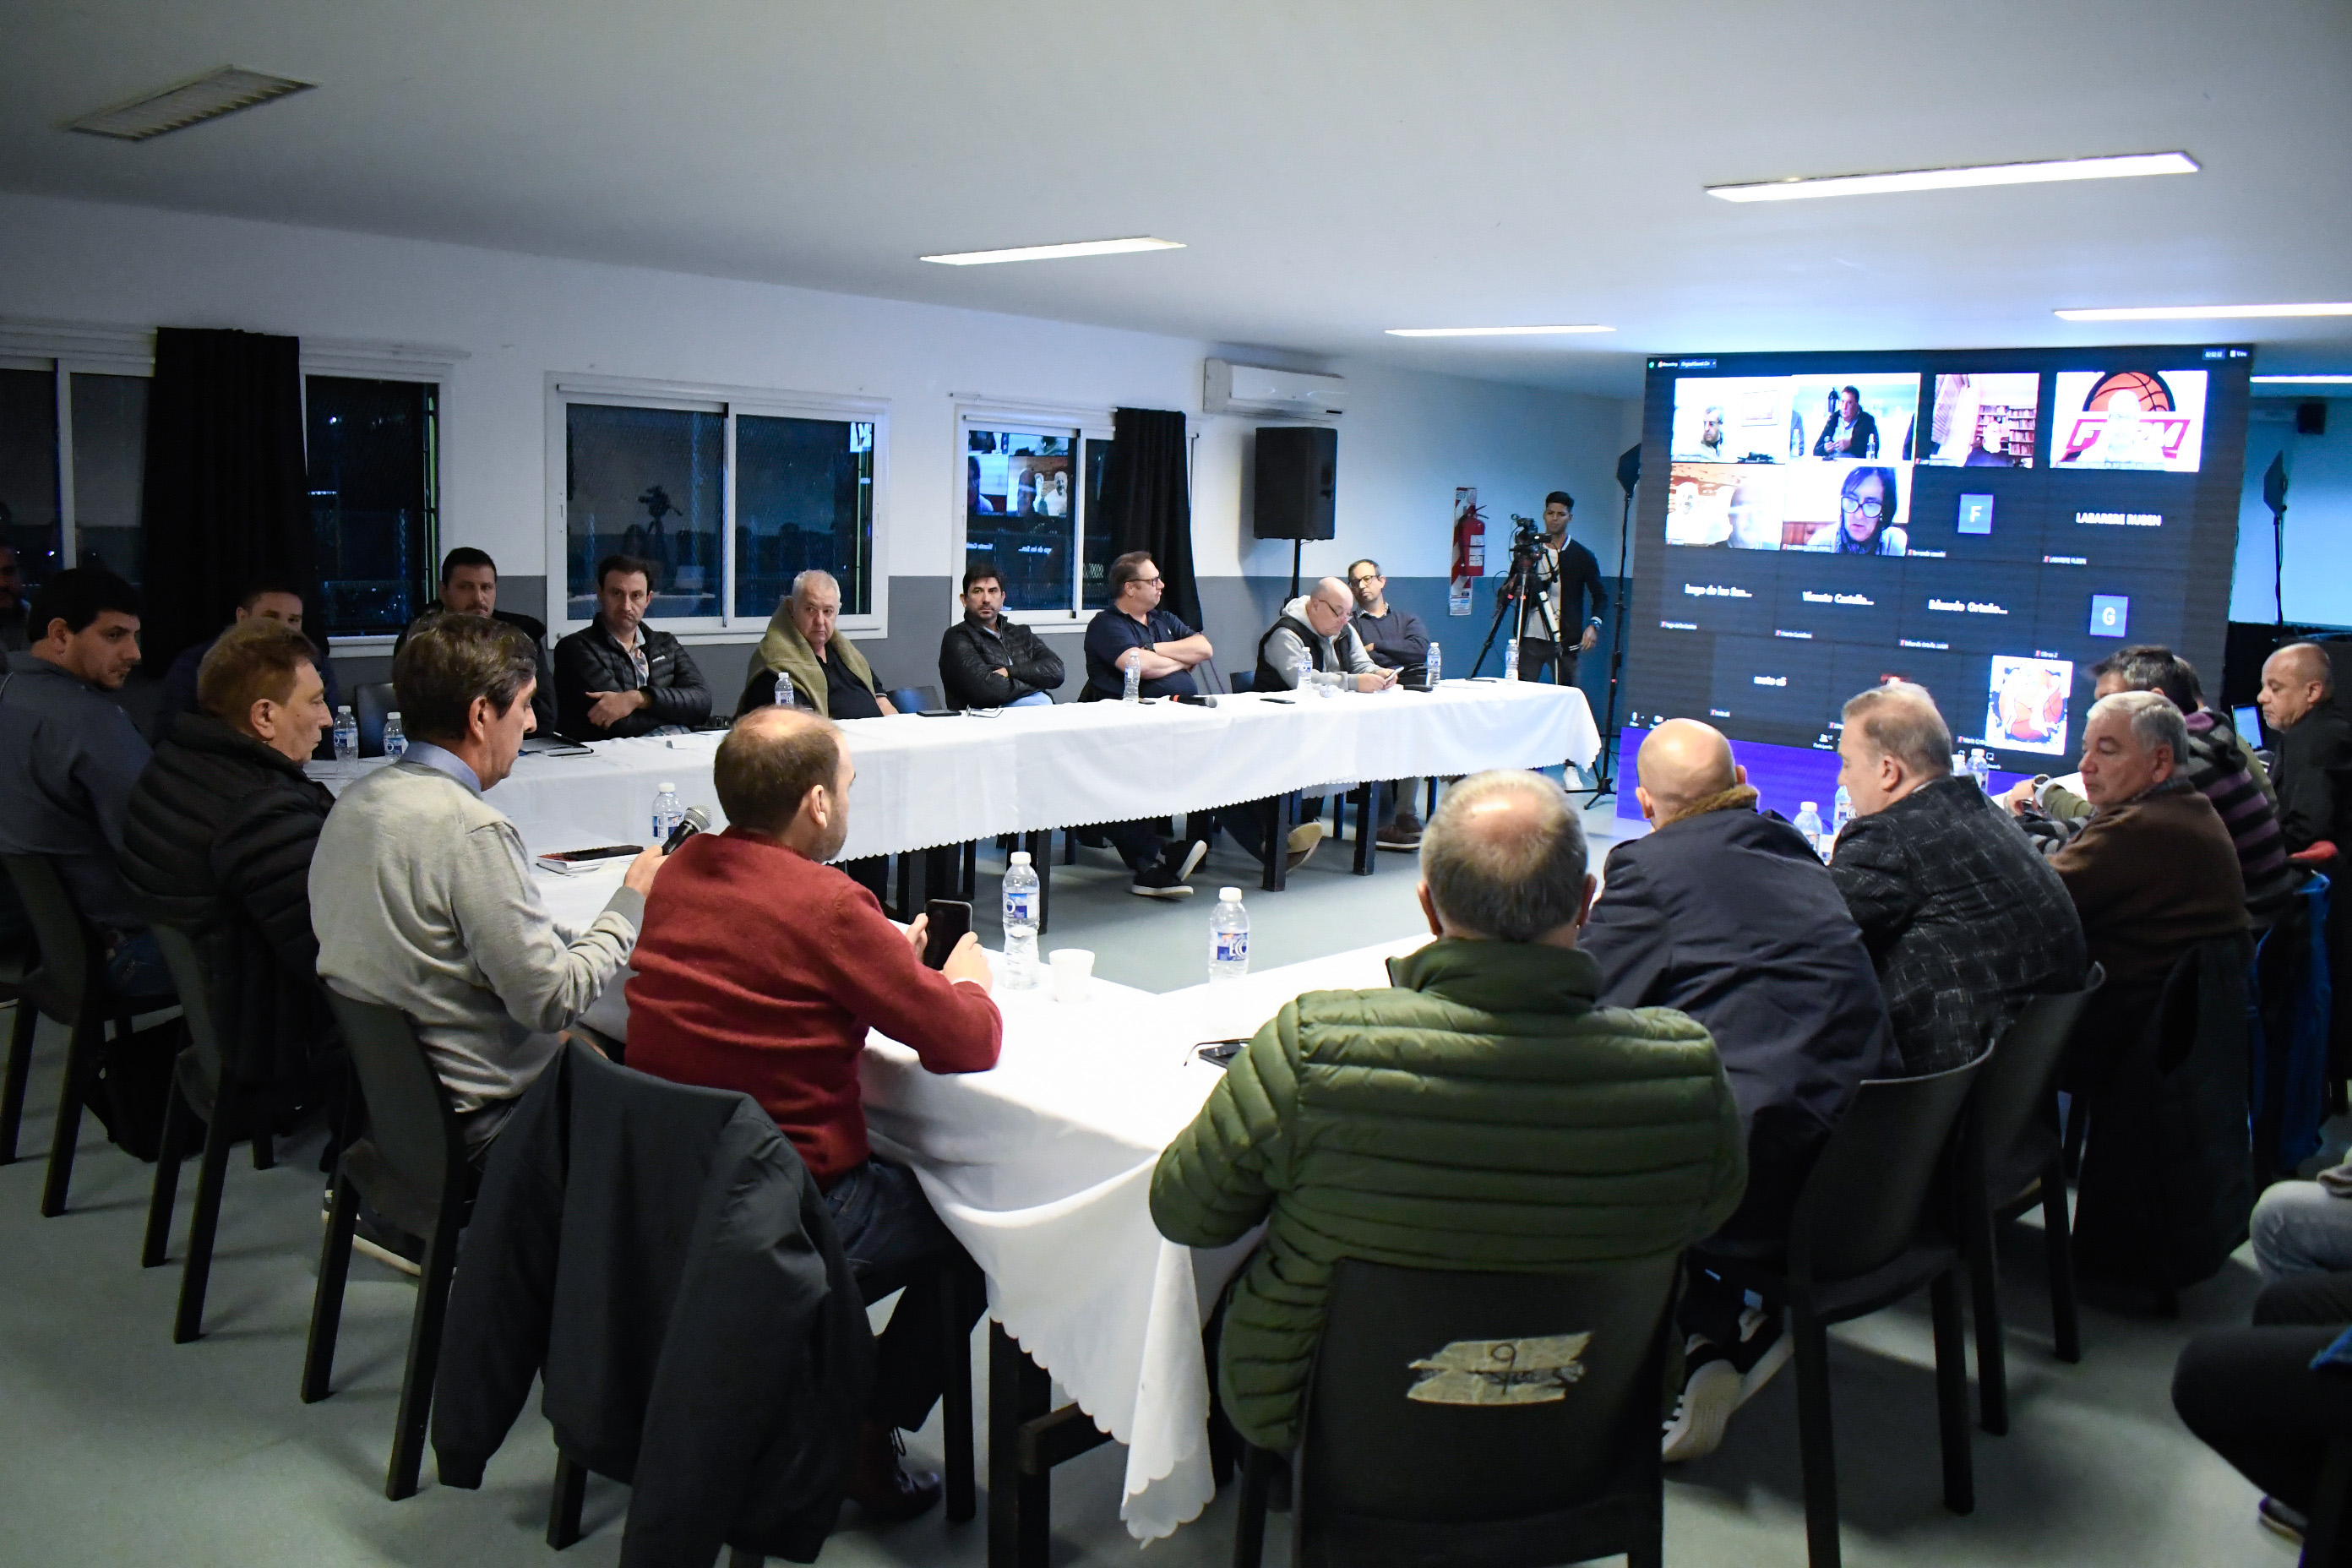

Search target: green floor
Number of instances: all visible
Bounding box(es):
[0,800,2298,1565]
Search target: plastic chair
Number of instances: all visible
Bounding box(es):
[140,924,350,1343]
[302,988,476,1501]
[1696,1049,1990,1568]
[1959,966,2104,1435]
[885,684,943,714]
[1233,1253,1680,1568]
[0,854,176,1215]
[354,681,397,757]
[1228,670,1257,694]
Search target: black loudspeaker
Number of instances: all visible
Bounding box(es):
[2298,401,2328,436]
[1254,426,1337,541]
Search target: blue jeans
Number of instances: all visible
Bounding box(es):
[826,1159,983,1430]
[1004,690,1052,710]
[103,928,171,999]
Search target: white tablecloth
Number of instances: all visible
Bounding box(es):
[312,681,1598,862]
[538,857,1420,1540]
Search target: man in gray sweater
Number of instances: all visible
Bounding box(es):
[312,613,662,1155]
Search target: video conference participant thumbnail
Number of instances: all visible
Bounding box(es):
[1667,462,1909,557]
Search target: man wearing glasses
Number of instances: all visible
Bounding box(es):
[1348,558,1433,849]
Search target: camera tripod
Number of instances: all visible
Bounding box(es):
[1468,520,1563,681]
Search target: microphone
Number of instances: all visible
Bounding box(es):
[662,805,710,853]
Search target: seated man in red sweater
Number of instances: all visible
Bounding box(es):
[626,704,1001,1522]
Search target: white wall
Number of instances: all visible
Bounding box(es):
[0,190,1631,617]
[2233,397,2352,627]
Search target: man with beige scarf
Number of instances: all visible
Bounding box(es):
[1581,717,1897,1462]
[738,570,899,719]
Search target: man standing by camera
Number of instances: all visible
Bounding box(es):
[1505,491,1607,689]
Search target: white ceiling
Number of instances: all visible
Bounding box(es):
[3,0,2349,397]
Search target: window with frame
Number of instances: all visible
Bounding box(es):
[962,416,1116,620]
[558,387,879,631]
[0,357,438,636]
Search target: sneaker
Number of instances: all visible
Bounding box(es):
[1735,1320,1793,1407]
[1173,836,1211,883]
[1375,821,1422,851]
[1286,822,1326,872]
[1661,1338,1742,1463]
[2258,1496,2307,1545]
[1130,861,1197,899]
[323,1188,425,1277]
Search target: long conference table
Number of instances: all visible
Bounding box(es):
[313,680,1595,1561]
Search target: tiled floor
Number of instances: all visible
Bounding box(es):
[0,795,2298,1565]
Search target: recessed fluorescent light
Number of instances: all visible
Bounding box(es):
[2054,302,2352,321]
[66,67,315,141]
[2252,374,2352,384]
[1386,325,1614,338]
[919,237,1183,266]
[1707,150,2197,202]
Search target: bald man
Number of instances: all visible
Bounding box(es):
[2261,642,2351,856]
[1151,770,1746,1455]
[1253,576,1396,693]
[1582,719,1897,1461]
[1828,683,2084,1075]
[625,704,996,1521]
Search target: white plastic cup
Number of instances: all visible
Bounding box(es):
[1048,948,1095,1004]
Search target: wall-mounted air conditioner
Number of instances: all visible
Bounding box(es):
[1203,358,1347,417]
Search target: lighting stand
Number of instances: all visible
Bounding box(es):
[1579,444,1643,805]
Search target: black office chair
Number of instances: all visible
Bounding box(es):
[353,680,398,758]
[1233,1253,1681,1568]
[302,989,476,1501]
[885,684,944,715]
[0,854,177,1215]
[141,924,351,1343]
[1695,1049,1990,1568]
[1961,965,2104,1435]
[1227,670,1257,694]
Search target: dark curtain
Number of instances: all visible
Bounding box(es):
[140,327,319,670]
[1097,406,1200,630]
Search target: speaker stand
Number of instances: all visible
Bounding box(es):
[1289,540,1303,599]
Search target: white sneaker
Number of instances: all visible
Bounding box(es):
[1737,1326,1794,1408]
[1661,1351,1741,1463]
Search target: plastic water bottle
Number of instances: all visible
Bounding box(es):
[1208,887,1250,982]
[1831,784,1854,844]
[1122,654,1143,703]
[773,669,796,708]
[1001,852,1040,989]
[651,781,683,844]
[1504,640,1522,682]
[1794,801,1827,861]
[381,712,407,762]
[1291,651,1313,694]
[1968,748,1991,792]
[1424,642,1441,688]
[332,705,358,763]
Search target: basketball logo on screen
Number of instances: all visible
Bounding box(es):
[2055,370,2206,471]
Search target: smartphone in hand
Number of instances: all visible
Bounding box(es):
[923,900,973,969]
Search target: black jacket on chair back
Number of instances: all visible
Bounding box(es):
[433,1043,874,1568]
[1582,794,1900,1247]
[118,710,338,1080]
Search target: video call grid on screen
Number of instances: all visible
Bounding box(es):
[1625,345,2251,777]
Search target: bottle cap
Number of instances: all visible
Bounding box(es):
[1800,801,1817,812]
[1009,851,1031,865]
[659,781,676,792]
[338,705,353,716]
[1219,887,1243,901]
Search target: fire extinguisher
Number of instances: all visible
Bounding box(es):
[1451,498,1486,582]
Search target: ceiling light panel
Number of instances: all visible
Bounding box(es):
[1707,151,2197,202]
[2055,302,2352,321]
[1386,325,1614,337]
[66,67,316,141]
[919,237,1183,266]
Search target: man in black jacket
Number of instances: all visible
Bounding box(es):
[937,565,1064,710]
[152,576,344,745]
[553,553,711,740]
[121,618,340,1079]
[395,547,558,735]
[2261,643,2352,855]
[1582,717,1898,1462]
[1829,681,2086,1075]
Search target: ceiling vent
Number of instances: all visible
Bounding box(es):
[1203,358,1347,418]
[66,67,315,141]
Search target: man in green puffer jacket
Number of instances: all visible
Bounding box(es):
[1150,770,1749,1453]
